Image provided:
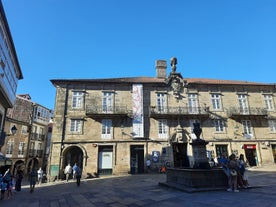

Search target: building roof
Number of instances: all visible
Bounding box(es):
[51,76,274,87]
[186,77,273,86]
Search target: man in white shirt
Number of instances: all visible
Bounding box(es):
[64,164,72,182]
[37,168,43,185]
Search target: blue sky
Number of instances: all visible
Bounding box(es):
[2,0,276,110]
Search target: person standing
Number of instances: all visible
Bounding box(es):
[64,164,72,182]
[146,158,151,173]
[75,165,82,186]
[15,169,23,192]
[227,154,239,192]
[3,169,11,183]
[29,169,38,193]
[0,179,7,200]
[0,173,7,200]
[72,163,78,180]
[37,168,43,185]
[7,177,14,199]
[238,154,250,187]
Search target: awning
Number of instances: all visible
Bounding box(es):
[244,144,256,149]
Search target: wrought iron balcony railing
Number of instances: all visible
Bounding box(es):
[227,107,268,117]
[150,106,209,118]
[30,133,45,141]
[86,105,131,117]
[28,149,43,158]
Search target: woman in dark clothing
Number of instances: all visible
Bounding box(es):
[15,169,23,192]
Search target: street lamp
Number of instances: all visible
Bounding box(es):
[10,125,17,135]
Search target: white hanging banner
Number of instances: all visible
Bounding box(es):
[132,84,144,138]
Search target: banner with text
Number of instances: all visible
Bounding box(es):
[132,84,144,138]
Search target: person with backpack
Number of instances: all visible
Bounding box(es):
[75,164,82,186]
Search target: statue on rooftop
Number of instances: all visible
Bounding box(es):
[170,57,177,73]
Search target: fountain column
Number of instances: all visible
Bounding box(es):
[190,122,210,169]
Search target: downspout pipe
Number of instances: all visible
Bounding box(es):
[58,85,69,179]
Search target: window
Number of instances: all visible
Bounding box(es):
[33,106,51,122]
[37,142,42,157]
[18,142,25,156]
[264,94,274,111]
[211,94,222,110]
[188,94,198,113]
[157,93,167,112]
[102,92,113,112]
[242,120,253,137]
[214,119,224,132]
[39,127,44,135]
[72,91,84,108]
[70,119,83,133]
[32,125,37,133]
[238,94,249,114]
[30,142,35,150]
[21,125,28,134]
[29,142,35,157]
[268,120,276,132]
[158,119,168,138]
[6,139,14,156]
[102,119,112,139]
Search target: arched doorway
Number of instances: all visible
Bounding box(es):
[170,129,190,168]
[13,160,25,175]
[62,146,83,172]
[27,158,39,173]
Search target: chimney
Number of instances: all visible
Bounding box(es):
[155,60,167,79]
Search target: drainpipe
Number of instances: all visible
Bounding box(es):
[58,85,69,179]
[25,104,34,174]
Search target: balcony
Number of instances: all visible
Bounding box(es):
[149,106,209,119]
[30,133,45,141]
[227,107,268,119]
[28,149,43,158]
[86,105,132,119]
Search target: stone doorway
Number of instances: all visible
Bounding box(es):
[172,143,189,168]
[130,145,144,174]
[63,146,83,171]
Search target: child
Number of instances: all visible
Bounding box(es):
[7,178,14,199]
[0,181,7,200]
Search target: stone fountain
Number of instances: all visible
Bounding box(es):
[159,57,228,192]
[160,122,228,192]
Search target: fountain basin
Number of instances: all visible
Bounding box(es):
[159,167,228,193]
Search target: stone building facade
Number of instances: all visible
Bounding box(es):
[49,59,276,179]
[2,94,53,175]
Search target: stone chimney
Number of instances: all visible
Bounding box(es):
[155,60,167,79]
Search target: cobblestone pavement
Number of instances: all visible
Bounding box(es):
[2,165,276,207]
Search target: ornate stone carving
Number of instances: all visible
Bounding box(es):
[166,57,187,100]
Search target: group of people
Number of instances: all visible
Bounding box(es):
[0,169,14,200]
[64,163,82,186]
[0,166,45,200]
[219,153,250,192]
